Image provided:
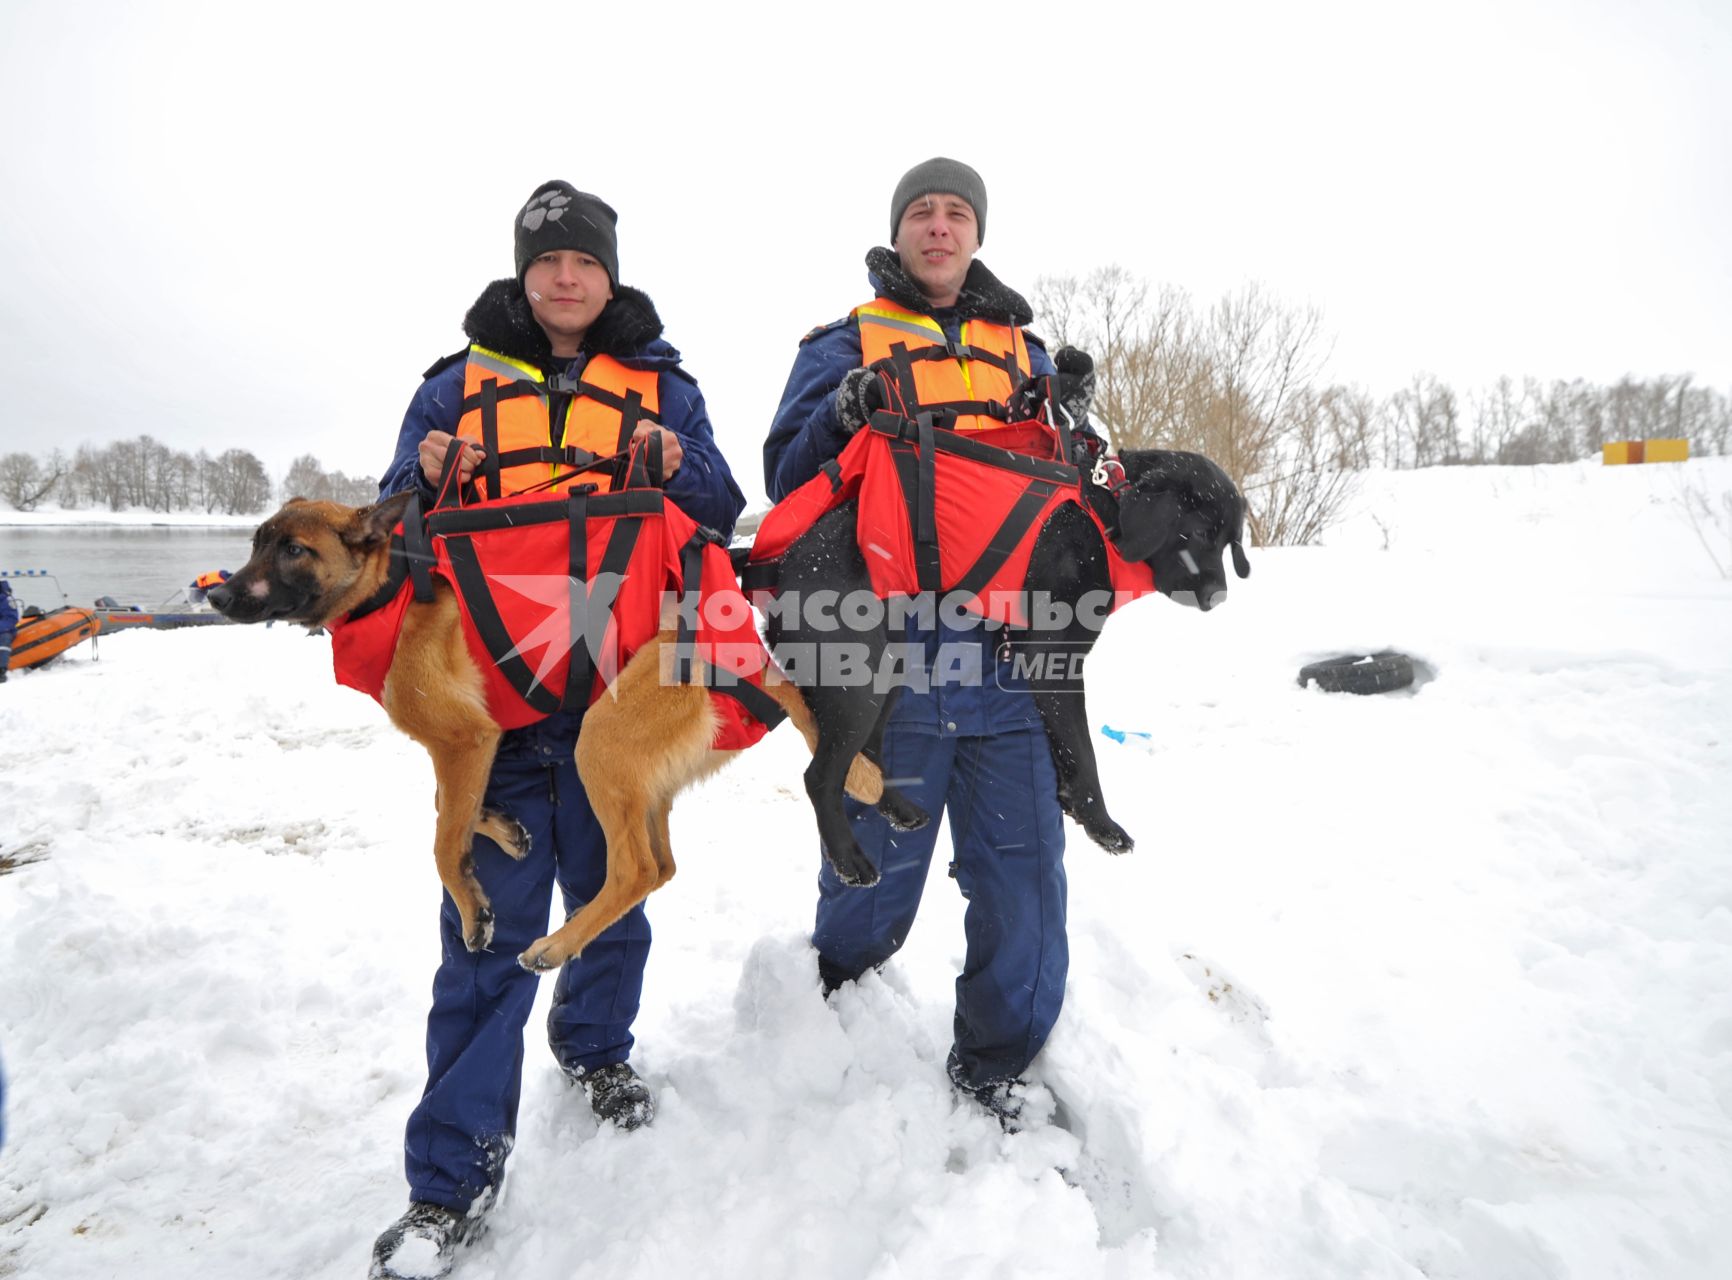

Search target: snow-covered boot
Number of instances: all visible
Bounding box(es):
[568,1061,655,1131]
[957,1076,1029,1132]
[368,1200,488,1279]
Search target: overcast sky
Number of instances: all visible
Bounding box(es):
[1,0,1726,504]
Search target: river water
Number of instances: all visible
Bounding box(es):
[0,526,256,611]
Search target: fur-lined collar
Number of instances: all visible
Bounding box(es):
[461,278,665,367]
[864,246,1033,327]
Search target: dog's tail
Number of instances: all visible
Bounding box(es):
[761,666,885,804]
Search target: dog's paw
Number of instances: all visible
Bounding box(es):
[877,792,930,832]
[475,809,532,861]
[517,936,570,973]
[1085,818,1135,855]
[831,857,881,888]
[463,907,496,952]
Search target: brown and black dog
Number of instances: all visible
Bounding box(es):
[208,490,911,973]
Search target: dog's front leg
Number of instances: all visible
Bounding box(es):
[1024,509,1133,853]
[1028,669,1131,854]
[422,728,511,948]
[385,594,522,952]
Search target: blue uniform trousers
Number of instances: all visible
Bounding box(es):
[813,723,1068,1088]
[405,719,649,1211]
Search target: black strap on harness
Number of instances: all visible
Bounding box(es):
[438,495,651,715]
[559,491,590,713]
[477,377,505,500]
[879,410,943,593]
[673,530,787,733]
[441,534,559,716]
[870,409,1081,600]
[624,427,664,490]
[401,492,437,603]
[950,479,1065,601]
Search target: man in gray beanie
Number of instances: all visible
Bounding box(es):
[763,158,1101,1134]
[890,156,989,250]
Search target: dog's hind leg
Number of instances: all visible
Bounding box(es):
[474,809,530,860]
[760,669,913,817]
[519,633,721,973]
[647,803,676,888]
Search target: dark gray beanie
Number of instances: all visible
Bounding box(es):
[890,157,987,245]
[514,181,619,285]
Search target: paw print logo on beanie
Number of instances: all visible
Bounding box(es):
[521,190,572,233]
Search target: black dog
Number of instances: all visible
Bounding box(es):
[767,448,1249,864]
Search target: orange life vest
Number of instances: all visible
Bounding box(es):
[192,570,228,590]
[852,298,1031,432]
[456,347,660,500]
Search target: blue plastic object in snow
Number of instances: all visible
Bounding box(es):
[1099,725,1154,744]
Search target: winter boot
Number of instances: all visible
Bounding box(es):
[368,1200,488,1280]
[948,1052,1035,1134]
[567,1061,655,1131]
[956,1076,1030,1133]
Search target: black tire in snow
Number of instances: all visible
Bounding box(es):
[1297,651,1416,695]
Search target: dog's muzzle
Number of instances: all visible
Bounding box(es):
[1170,588,1229,612]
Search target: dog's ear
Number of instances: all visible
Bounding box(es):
[346,491,413,550]
[1231,540,1251,579]
[1116,489,1181,562]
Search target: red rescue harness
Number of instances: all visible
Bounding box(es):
[329,442,781,749]
[749,410,1155,625]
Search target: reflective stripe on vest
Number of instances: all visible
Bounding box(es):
[853,299,1030,432]
[456,346,660,498]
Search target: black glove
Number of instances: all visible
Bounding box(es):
[1009,345,1097,426]
[1049,345,1097,426]
[835,366,891,434]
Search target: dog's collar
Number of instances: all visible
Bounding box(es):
[344,536,413,623]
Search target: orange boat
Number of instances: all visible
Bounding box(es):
[7,605,101,672]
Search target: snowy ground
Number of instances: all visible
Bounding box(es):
[3,458,1730,1280]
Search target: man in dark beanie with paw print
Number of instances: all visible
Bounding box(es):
[368,180,743,1280]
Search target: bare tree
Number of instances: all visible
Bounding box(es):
[1314,385,1380,471]
[210,449,272,514]
[1672,473,1732,578]
[1254,387,1362,546]
[1388,375,1461,468]
[0,451,65,511]
[1035,271,1342,544]
[283,453,336,502]
[279,455,379,506]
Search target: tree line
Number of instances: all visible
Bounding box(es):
[1034,267,1731,545]
[0,438,378,514]
[6,283,1728,546]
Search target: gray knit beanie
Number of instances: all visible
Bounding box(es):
[514,181,619,285]
[890,157,987,245]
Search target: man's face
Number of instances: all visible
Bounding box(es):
[523,250,613,354]
[894,194,979,307]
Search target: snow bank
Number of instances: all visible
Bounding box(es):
[2,459,1730,1279]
